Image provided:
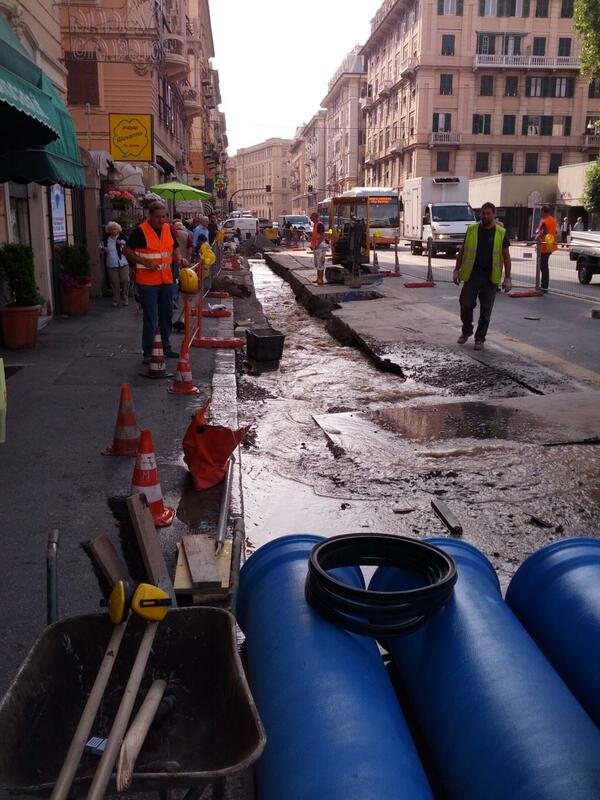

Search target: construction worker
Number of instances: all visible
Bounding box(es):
[453,201,512,351]
[535,205,558,292]
[310,211,327,285]
[123,201,182,364]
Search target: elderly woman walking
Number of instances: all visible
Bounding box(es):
[102,221,130,306]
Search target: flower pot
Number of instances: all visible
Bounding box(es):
[62,284,90,316]
[0,305,40,349]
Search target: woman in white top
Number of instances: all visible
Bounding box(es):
[102,221,130,306]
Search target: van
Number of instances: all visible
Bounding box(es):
[278,214,313,236]
[222,217,259,239]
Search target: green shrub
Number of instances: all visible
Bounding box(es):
[0,243,43,306]
[55,243,91,286]
[583,158,600,216]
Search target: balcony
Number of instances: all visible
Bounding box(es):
[379,79,393,98]
[473,54,581,70]
[399,57,418,78]
[390,137,407,153]
[429,132,462,146]
[583,134,600,149]
[182,87,202,116]
[360,96,374,113]
[364,150,377,165]
[161,35,189,80]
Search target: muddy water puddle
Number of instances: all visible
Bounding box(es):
[239,261,600,585]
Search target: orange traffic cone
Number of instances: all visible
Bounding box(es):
[131,429,175,527]
[140,329,172,380]
[168,341,200,395]
[102,383,140,456]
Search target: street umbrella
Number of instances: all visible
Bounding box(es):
[150,181,212,201]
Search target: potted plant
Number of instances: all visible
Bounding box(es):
[56,244,91,316]
[0,244,43,349]
[106,189,135,210]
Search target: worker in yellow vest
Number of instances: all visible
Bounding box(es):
[453,201,512,351]
[123,201,182,364]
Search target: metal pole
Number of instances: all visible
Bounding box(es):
[535,242,541,290]
[426,239,434,283]
[215,456,235,556]
[46,529,59,626]
[394,236,400,274]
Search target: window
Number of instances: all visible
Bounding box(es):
[475,152,489,172]
[505,76,518,96]
[436,151,450,171]
[483,0,529,13]
[527,77,544,96]
[472,113,492,134]
[590,81,600,99]
[480,75,494,95]
[554,77,575,97]
[549,153,563,174]
[561,0,573,16]
[535,0,548,16]
[533,37,546,56]
[433,112,452,132]
[65,53,99,106]
[526,76,575,97]
[441,34,455,55]
[540,115,553,135]
[522,115,539,135]
[504,34,521,55]
[440,74,453,95]
[525,153,539,173]
[282,178,287,188]
[479,0,497,14]
[558,38,571,57]
[477,33,496,55]
[503,114,516,134]
[437,0,464,13]
[500,152,514,172]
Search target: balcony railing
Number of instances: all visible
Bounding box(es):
[379,79,393,97]
[583,134,600,149]
[473,54,581,70]
[360,96,374,112]
[182,87,202,116]
[390,137,407,153]
[162,34,189,80]
[430,132,462,146]
[399,57,418,78]
[364,150,377,165]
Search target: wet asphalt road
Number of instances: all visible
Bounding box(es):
[238,260,600,588]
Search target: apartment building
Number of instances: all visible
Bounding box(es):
[290,130,306,214]
[321,46,368,194]
[229,138,292,220]
[362,0,600,234]
[302,111,327,215]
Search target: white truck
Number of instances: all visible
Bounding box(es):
[568,230,600,284]
[402,176,475,256]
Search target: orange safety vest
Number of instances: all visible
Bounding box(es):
[311,220,324,249]
[134,221,174,285]
[537,215,558,254]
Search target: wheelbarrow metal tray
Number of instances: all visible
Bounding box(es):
[0,607,265,794]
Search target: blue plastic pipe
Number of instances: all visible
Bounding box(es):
[237,535,434,800]
[506,537,600,726]
[371,538,600,800]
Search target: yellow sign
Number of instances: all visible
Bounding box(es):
[109,113,153,161]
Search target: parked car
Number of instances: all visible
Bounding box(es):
[569,231,600,284]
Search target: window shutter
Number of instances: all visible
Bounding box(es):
[457,0,464,13]
[567,77,575,97]
[446,113,452,132]
[564,116,572,135]
[542,77,551,97]
[525,77,531,96]
[522,0,530,14]
[438,0,444,13]
[479,0,485,13]
[522,115,528,135]
[433,113,439,132]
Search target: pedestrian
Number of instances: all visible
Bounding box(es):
[310,211,327,285]
[453,201,512,351]
[122,201,181,364]
[560,216,571,245]
[192,215,210,258]
[102,221,130,307]
[207,212,219,245]
[535,205,558,292]
[573,217,586,232]
[173,220,192,261]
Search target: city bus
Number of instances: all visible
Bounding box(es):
[318,187,400,245]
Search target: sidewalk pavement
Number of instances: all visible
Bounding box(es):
[0,296,236,696]
[265,252,600,390]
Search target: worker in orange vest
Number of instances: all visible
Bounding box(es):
[535,205,558,293]
[123,201,182,363]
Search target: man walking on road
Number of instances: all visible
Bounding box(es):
[310,212,327,285]
[535,205,558,292]
[453,201,512,351]
[123,201,181,364]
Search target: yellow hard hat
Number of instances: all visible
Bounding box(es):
[545,233,555,246]
[179,266,199,293]
[201,245,216,266]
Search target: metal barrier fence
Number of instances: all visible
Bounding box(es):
[396,242,600,302]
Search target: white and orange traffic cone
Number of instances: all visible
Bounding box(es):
[102,383,140,457]
[131,429,175,527]
[140,329,172,380]
[168,341,200,395]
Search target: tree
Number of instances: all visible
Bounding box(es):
[583,159,600,215]
[574,0,600,81]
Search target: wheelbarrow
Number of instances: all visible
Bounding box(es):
[0,607,265,798]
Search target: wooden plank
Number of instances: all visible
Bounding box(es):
[86,535,130,587]
[126,493,176,605]
[182,535,222,589]
[174,542,193,592]
[217,540,233,589]
[431,498,463,537]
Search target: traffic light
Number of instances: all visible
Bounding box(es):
[265,184,271,193]
[308,185,314,194]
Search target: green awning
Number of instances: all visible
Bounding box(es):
[0,14,59,152]
[0,15,85,188]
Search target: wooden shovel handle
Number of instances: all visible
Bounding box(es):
[115,679,167,792]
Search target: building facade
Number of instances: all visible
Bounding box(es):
[321,46,367,194]
[229,138,292,220]
[362,0,600,207]
[290,129,306,214]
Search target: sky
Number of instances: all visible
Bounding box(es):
[208,0,381,154]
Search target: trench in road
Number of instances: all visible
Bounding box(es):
[238,260,600,586]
